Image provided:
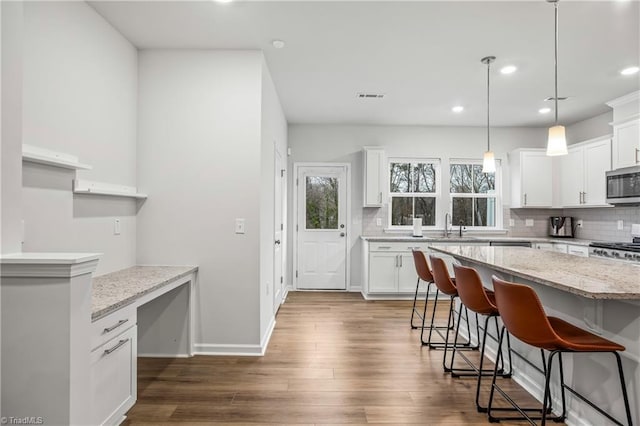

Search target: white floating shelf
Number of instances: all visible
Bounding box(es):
[73,179,147,199]
[22,144,92,170]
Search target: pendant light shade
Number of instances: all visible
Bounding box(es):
[481,56,496,173]
[546,0,568,156]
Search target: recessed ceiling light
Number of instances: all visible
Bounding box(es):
[452,106,464,113]
[500,65,517,75]
[214,0,234,3]
[620,66,639,76]
[539,107,552,114]
[272,40,286,49]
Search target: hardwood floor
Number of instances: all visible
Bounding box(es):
[124,291,552,425]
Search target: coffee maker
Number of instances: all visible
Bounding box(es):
[549,216,574,238]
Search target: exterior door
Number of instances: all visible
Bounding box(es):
[273,149,285,313]
[296,165,348,290]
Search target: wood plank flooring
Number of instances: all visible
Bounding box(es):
[124,291,554,425]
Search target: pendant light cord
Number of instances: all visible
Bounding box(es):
[554,0,559,126]
[487,58,491,152]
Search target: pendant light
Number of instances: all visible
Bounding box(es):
[546,0,568,156]
[481,56,496,173]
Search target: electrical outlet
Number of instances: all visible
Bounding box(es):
[525,219,534,227]
[617,220,624,230]
[576,220,583,228]
[114,218,121,235]
[376,218,382,227]
[509,219,515,227]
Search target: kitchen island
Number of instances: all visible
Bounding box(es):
[430,245,639,426]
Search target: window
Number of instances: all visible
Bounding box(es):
[449,161,500,228]
[389,160,440,227]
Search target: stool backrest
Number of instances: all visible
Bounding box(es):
[428,255,457,296]
[491,276,559,348]
[453,264,497,315]
[412,250,434,282]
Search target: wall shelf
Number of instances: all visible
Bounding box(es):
[73,179,147,199]
[22,144,92,170]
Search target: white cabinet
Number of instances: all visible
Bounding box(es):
[607,91,640,170]
[552,243,568,254]
[560,137,611,207]
[534,243,554,251]
[611,119,640,169]
[90,310,137,426]
[567,244,589,257]
[510,149,554,208]
[363,147,386,207]
[368,249,416,293]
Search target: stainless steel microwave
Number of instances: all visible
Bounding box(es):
[606,165,640,205]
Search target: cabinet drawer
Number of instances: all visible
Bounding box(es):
[91,304,137,351]
[91,326,137,426]
[567,245,589,257]
[369,242,431,252]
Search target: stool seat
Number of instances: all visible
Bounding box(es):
[547,317,625,352]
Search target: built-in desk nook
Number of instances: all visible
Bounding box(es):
[0,253,198,425]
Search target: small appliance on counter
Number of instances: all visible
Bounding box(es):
[412,218,423,237]
[549,216,574,238]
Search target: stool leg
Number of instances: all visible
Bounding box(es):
[540,349,553,413]
[541,350,560,426]
[410,277,421,329]
[475,314,492,412]
[556,352,566,422]
[442,296,457,368]
[614,351,633,426]
[423,289,440,346]
[487,326,506,422]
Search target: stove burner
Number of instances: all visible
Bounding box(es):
[590,242,640,253]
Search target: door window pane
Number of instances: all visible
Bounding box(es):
[305,176,339,229]
[415,197,436,226]
[391,198,413,226]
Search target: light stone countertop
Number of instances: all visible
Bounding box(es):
[360,235,594,246]
[430,245,640,300]
[92,265,198,321]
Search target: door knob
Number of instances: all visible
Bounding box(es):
[275,240,281,245]
[340,232,345,237]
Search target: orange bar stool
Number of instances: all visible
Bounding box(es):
[425,255,477,365]
[410,250,445,331]
[489,276,633,426]
[451,264,512,412]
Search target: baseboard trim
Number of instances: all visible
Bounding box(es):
[349,284,362,292]
[360,292,431,301]
[138,353,191,358]
[193,318,276,357]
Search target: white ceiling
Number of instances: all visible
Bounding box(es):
[89,0,640,127]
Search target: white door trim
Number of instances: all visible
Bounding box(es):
[273,147,286,312]
[293,162,351,291]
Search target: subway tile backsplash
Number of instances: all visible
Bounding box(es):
[362,205,640,242]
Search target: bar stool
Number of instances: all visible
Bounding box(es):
[488,276,633,426]
[451,264,512,412]
[425,255,477,368]
[410,250,437,329]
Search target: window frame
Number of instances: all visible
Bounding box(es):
[387,157,442,229]
[448,158,502,230]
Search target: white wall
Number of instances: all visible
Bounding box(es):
[566,111,613,145]
[259,59,288,340]
[1,1,24,255]
[137,50,269,352]
[287,124,547,288]
[21,1,138,275]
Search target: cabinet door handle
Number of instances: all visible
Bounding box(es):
[636,148,639,164]
[103,319,128,333]
[394,255,398,267]
[378,246,391,249]
[524,193,527,206]
[579,192,583,204]
[103,338,129,355]
[399,256,402,267]
[379,192,382,203]
[582,192,586,204]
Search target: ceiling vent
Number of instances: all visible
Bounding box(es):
[357,93,385,99]
[544,96,568,101]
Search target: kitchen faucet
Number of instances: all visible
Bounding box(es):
[458,220,465,237]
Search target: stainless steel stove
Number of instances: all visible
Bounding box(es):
[589,241,640,263]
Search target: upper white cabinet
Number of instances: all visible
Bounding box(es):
[560,137,611,207]
[363,147,386,207]
[606,91,640,170]
[510,149,553,208]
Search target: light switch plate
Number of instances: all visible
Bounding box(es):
[114,218,121,235]
[509,219,515,227]
[235,218,246,234]
[376,218,382,227]
[617,220,624,230]
[525,219,534,227]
